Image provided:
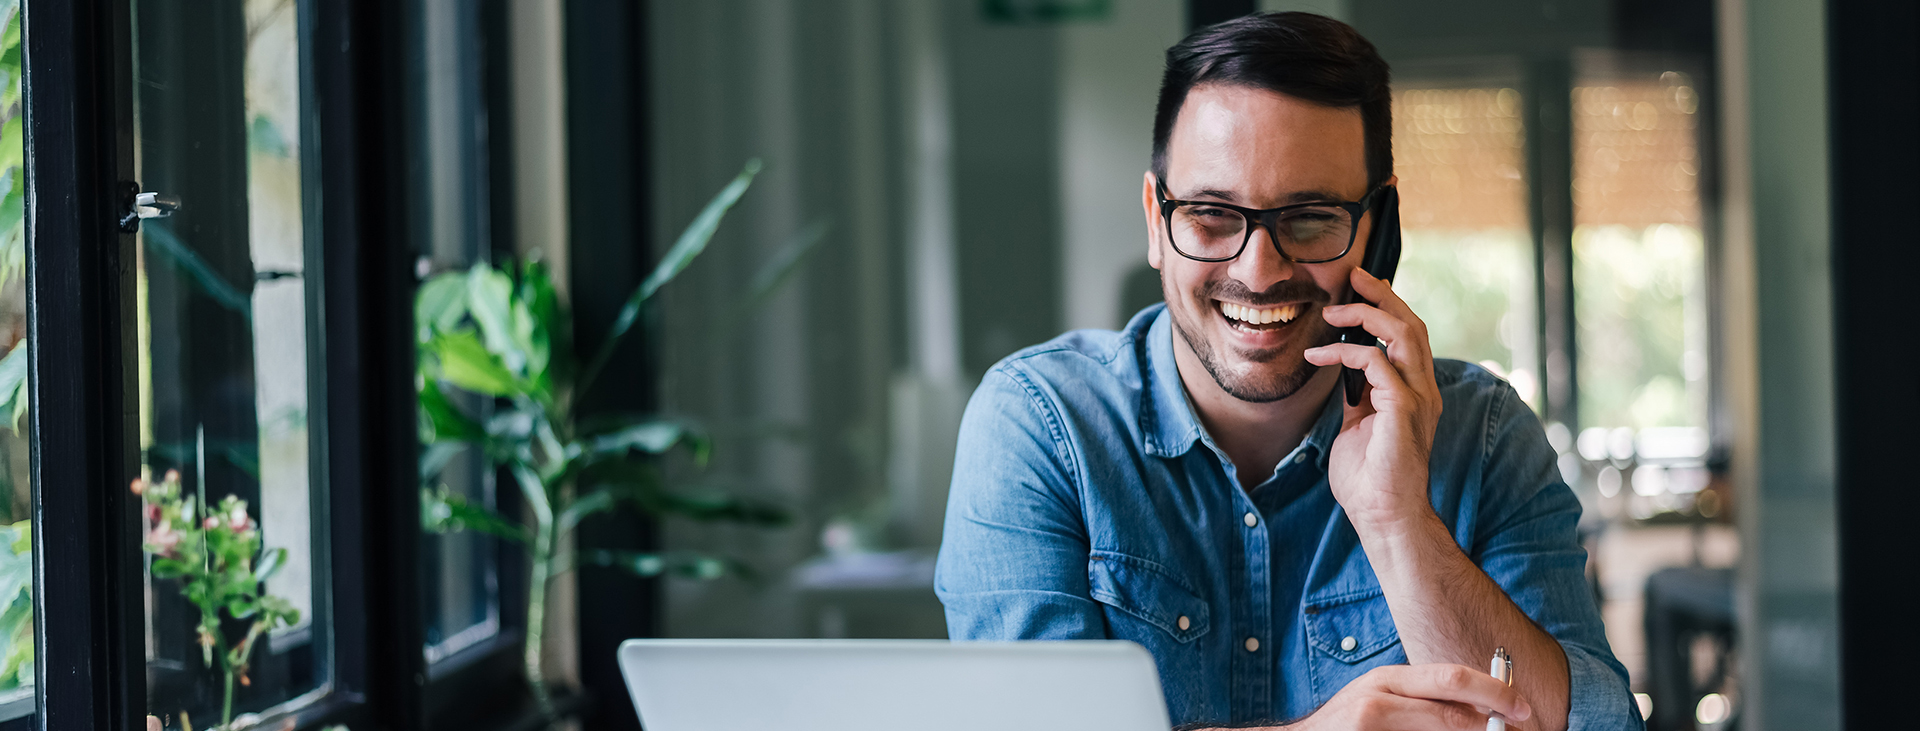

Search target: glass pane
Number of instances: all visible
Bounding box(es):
[412,0,502,663]
[1572,76,1709,454]
[0,0,32,719]
[1570,67,1727,720]
[133,0,330,727]
[1391,86,1540,407]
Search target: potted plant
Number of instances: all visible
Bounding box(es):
[417,158,821,720]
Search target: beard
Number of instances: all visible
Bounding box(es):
[1164,273,1339,404]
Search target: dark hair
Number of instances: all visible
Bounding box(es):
[1150,12,1393,189]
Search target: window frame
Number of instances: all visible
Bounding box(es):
[18,0,447,728]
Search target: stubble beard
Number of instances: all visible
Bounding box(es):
[1165,275,1338,404]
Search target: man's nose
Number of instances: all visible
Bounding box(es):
[1227,224,1295,293]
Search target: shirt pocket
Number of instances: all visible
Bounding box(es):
[1086,551,1210,644]
[1304,588,1407,701]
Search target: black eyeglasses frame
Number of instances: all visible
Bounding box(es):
[1154,177,1385,264]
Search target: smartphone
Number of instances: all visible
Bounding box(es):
[1338,185,1402,407]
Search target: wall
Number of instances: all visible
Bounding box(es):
[1718,0,1840,727]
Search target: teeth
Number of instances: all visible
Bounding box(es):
[1221,302,1302,325]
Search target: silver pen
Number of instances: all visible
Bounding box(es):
[1487,646,1515,731]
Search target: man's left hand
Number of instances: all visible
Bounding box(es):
[1304,268,1444,533]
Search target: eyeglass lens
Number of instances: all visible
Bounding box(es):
[1169,204,1354,261]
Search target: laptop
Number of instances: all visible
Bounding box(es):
[617,639,1171,731]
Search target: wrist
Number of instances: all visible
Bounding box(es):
[1348,507,1450,566]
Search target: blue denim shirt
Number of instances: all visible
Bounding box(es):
[935,305,1639,729]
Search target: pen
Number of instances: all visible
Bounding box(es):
[1487,646,1514,731]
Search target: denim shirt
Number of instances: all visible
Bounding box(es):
[935,305,1640,729]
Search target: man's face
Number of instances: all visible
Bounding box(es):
[1142,83,1373,403]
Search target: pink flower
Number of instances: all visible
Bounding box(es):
[130,478,146,496]
[146,522,181,557]
[228,508,253,533]
[144,504,162,525]
[204,516,220,530]
[164,469,181,484]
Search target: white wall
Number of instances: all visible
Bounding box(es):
[1057,0,1181,332]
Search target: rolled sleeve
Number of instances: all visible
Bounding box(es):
[1565,641,1644,730]
[1473,385,1643,731]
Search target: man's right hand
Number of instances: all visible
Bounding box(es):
[1284,663,1533,731]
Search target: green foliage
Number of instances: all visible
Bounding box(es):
[135,471,300,730]
[1573,223,1706,430]
[0,520,31,693]
[417,159,820,715]
[0,0,25,436]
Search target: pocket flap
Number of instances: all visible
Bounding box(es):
[1304,589,1401,663]
[1087,552,1210,644]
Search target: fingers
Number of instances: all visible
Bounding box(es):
[1365,664,1534,723]
[1318,302,1430,375]
[1320,689,1494,731]
[1303,343,1420,412]
[1349,267,1428,338]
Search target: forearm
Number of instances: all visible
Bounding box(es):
[1356,511,1570,731]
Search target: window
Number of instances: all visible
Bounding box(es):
[1571,72,1711,467]
[1391,85,1540,405]
[132,0,331,724]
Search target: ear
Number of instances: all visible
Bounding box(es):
[1142,171,1164,270]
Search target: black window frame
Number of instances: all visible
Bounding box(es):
[22,0,437,728]
[19,0,658,728]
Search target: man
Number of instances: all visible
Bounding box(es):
[935,12,1638,731]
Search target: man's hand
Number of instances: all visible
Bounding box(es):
[1303,268,1444,531]
[1287,663,1532,731]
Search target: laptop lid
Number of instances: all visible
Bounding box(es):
[617,639,1170,731]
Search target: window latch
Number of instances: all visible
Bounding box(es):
[118,182,181,232]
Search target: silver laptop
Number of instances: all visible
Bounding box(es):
[617,639,1170,731]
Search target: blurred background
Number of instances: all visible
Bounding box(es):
[15,0,1903,730]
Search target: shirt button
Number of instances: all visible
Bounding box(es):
[1177,616,1191,631]
[1243,512,1258,527]
[1244,637,1260,652]
[1294,452,1307,465]
[1340,635,1358,652]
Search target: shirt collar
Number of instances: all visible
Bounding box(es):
[1141,305,1345,472]
[1142,307,1205,458]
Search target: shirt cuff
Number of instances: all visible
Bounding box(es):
[1564,642,1645,731]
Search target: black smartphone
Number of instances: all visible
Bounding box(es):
[1338,185,1402,407]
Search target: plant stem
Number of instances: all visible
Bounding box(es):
[221,668,234,731]
[524,509,556,719]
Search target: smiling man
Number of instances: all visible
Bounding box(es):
[934,12,1640,731]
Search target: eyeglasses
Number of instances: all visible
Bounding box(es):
[1155,177,1383,264]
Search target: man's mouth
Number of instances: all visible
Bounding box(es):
[1218,301,1306,332]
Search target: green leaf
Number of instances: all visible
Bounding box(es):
[226,597,259,619]
[585,419,707,459]
[419,380,484,442]
[637,159,763,307]
[430,329,519,396]
[0,116,19,174]
[578,159,762,394]
[253,547,286,583]
[419,441,466,481]
[415,272,469,341]
[518,260,568,387]
[557,488,619,534]
[421,486,530,544]
[0,339,26,432]
[466,264,523,371]
[729,217,830,324]
[151,558,192,579]
[579,550,744,580]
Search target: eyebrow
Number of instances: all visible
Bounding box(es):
[1180,187,1354,206]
